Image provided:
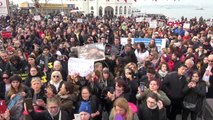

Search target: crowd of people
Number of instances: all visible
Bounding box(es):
[0,10,212,120]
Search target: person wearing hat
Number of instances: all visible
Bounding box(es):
[78,101,92,120]
[77,87,101,120]
[6,75,31,102]
[5,75,31,119]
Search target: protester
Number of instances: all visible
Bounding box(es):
[30,96,70,120]
[6,75,31,119]
[182,71,206,120]
[109,97,139,120]
[25,66,42,87]
[0,71,11,99]
[136,79,171,107]
[162,64,188,120]
[77,86,101,120]
[30,77,46,109]
[201,54,213,98]
[138,92,167,120]
[0,8,212,120]
[57,81,79,118]
[48,71,64,93]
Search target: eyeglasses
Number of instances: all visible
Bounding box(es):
[53,75,59,78]
[208,60,213,63]
[2,77,9,79]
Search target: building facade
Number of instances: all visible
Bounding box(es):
[68,0,134,17]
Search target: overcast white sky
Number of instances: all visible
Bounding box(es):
[133,0,213,7]
[11,0,213,6]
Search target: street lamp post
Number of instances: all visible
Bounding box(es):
[61,0,64,16]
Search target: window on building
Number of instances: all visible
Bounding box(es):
[115,6,118,15]
[91,6,94,10]
[124,6,127,14]
[119,6,122,14]
[128,6,131,14]
[99,6,103,16]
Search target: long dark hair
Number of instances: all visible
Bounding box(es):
[190,70,201,82]
[137,42,146,53]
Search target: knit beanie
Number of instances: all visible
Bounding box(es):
[78,101,92,114]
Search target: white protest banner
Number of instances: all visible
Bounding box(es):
[149,20,158,28]
[77,18,83,23]
[145,17,152,22]
[53,17,59,22]
[78,43,105,61]
[68,57,94,77]
[120,38,134,46]
[136,17,143,23]
[0,0,9,16]
[206,21,213,26]
[183,23,190,29]
[34,15,41,21]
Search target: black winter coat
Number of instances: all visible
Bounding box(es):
[138,103,167,120]
[182,80,206,112]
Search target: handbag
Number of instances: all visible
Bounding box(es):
[183,101,197,111]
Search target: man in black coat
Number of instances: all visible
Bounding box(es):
[0,50,9,80]
[162,64,188,120]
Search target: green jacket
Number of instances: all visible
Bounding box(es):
[136,89,171,106]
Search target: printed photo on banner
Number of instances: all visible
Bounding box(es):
[183,23,190,29]
[120,38,166,52]
[68,57,94,77]
[78,43,106,61]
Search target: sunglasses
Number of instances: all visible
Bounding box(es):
[53,75,59,78]
[2,77,9,79]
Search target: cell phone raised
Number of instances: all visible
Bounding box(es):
[0,100,7,114]
[140,82,145,92]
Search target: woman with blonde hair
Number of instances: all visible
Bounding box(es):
[109,97,139,120]
[48,71,64,93]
